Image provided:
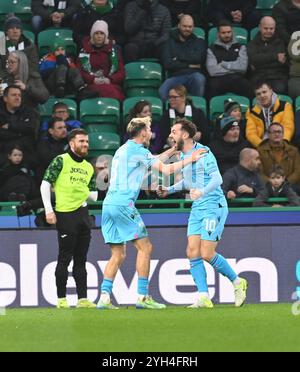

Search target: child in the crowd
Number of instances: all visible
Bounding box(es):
[0,145,38,201]
[39,40,96,100]
[253,165,300,207]
[39,101,82,138]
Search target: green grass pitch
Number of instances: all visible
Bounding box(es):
[0,304,299,352]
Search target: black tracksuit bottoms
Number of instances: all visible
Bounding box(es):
[55,206,91,299]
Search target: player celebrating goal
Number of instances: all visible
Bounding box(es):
[97,117,207,310]
[158,118,248,308]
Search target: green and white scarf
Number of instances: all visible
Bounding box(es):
[79,45,118,76]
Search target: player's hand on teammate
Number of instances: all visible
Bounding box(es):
[190,188,203,200]
[191,148,208,162]
[46,212,57,225]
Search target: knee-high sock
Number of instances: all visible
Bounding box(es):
[190,257,208,293]
[209,254,237,282]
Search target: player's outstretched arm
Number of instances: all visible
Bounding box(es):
[153,148,207,176]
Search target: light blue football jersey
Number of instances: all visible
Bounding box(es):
[180,143,227,209]
[104,140,158,206]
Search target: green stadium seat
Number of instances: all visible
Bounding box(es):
[39,97,77,121]
[193,27,206,40]
[250,27,259,40]
[208,26,248,46]
[209,94,250,120]
[256,0,279,16]
[85,124,118,134]
[124,62,162,98]
[278,95,294,105]
[122,97,163,125]
[37,28,77,57]
[23,30,35,44]
[0,0,31,23]
[295,96,300,111]
[189,96,207,115]
[79,98,120,127]
[88,132,120,157]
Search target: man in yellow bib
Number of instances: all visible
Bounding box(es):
[40,129,97,309]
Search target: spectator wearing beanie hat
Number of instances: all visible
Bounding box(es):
[39,39,96,100]
[0,15,39,75]
[209,116,251,175]
[73,0,126,49]
[77,20,125,101]
[214,99,247,140]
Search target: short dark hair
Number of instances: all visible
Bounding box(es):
[217,19,232,31]
[3,84,22,96]
[172,118,197,138]
[7,143,23,155]
[254,80,273,91]
[269,165,285,178]
[52,102,68,112]
[68,128,88,142]
[268,122,284,133]
[48,117,65,130]
[128,100,151,123]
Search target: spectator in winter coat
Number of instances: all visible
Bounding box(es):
[0,85,40,168]
[247,16,288,94]
[31,0,81,34]
[207,0,261,30]
[209,116,250,175]
[73,0,126,48]
[253,165,300,207]
[222,148,264,199]
[160,0,203,27]
[246,81,294,148]
[159,15,206,101]
[206,20,253,99]
[213,99,247,140]
[288,30,300,99]
[0,15,39,75]
[272,0,300,45]
[0,144,38,202]
[0,51,49,108]
[257,122,300,188]
[78,20,125,101]
[39,41,96,100]
[158,85,211,149]
[124,0,171,62]
[40,101,82,138]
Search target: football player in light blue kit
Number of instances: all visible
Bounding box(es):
[97,117,207,309]
[159,118,248,308]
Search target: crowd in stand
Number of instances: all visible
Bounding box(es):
[1,0,300,209]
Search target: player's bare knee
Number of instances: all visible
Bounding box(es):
[201,252,214,262]
[186,245,198,259]
[119,251,126,263]
[142,241,153,255]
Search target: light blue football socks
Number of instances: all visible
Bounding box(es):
[190,257,208,293]
[101,278,113,295]
[209,254,237,282]
[138,277,149,296]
